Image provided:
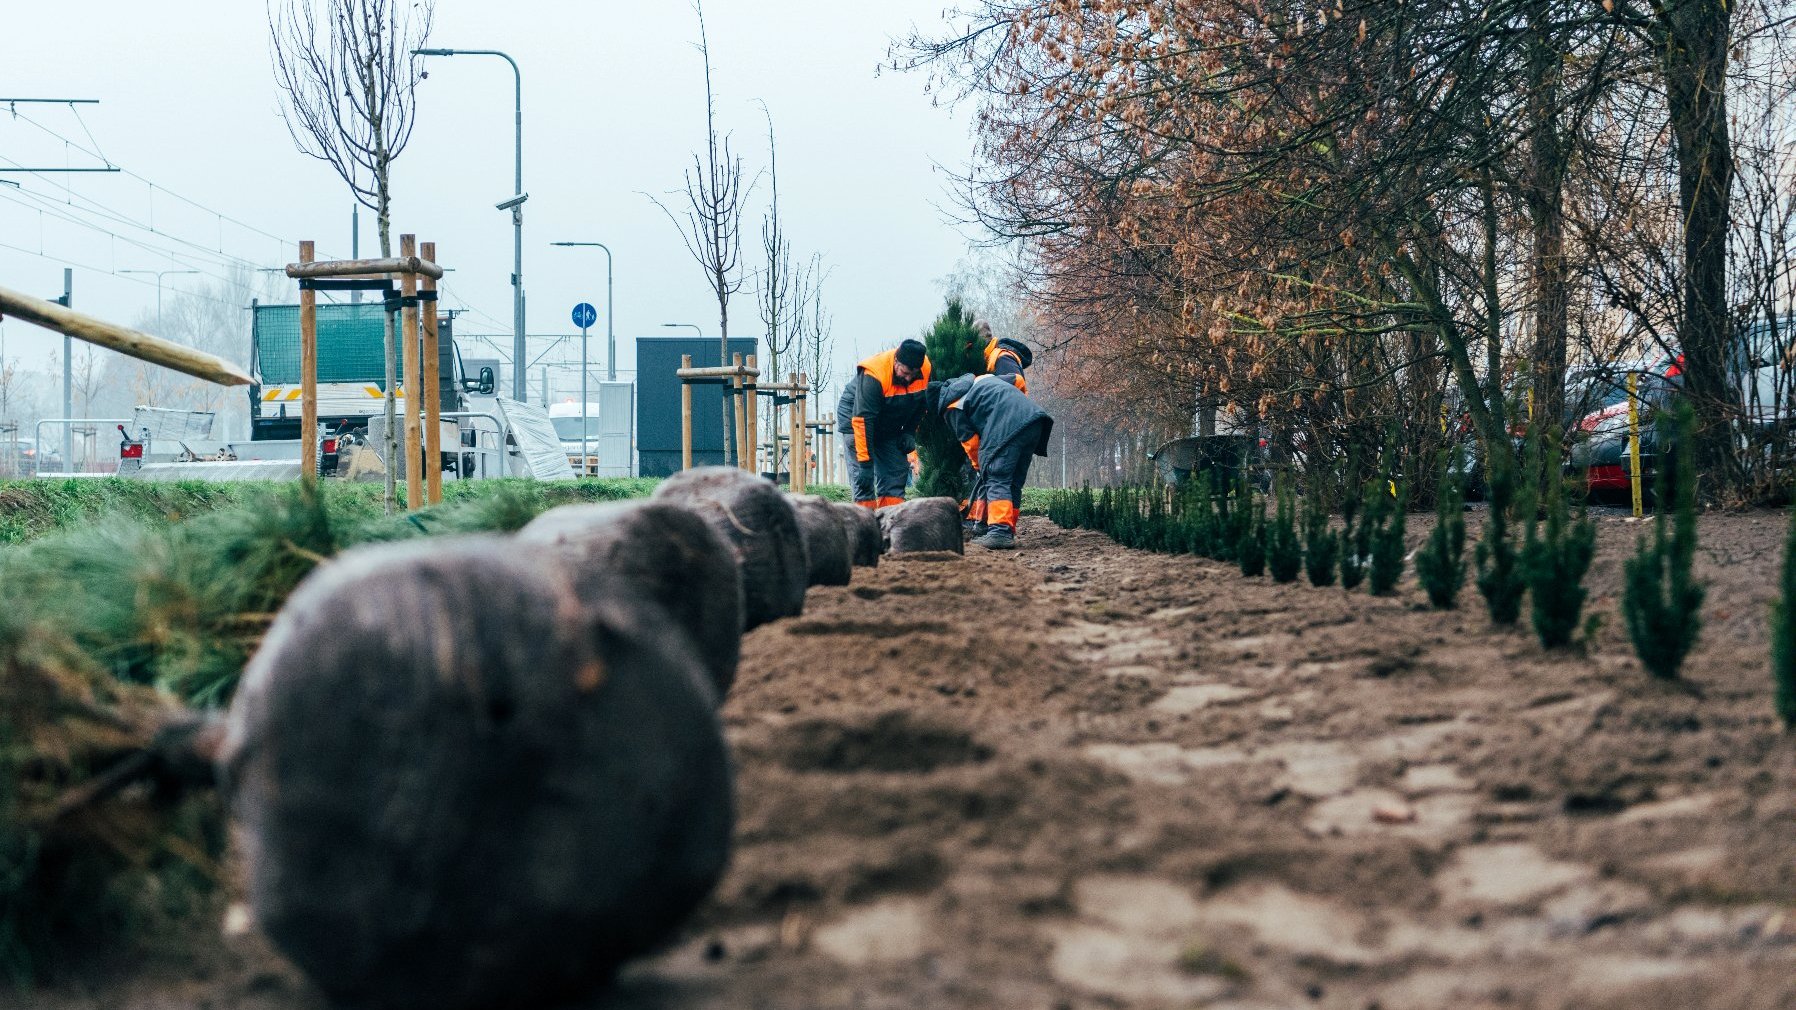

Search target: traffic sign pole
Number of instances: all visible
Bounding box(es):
[571,302,597,476]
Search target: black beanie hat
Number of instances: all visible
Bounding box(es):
[895,339,927,369]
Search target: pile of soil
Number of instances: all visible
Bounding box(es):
[24,511,1796,1010]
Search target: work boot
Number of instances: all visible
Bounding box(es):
[962,519,987,537]
[972,526,1016,550]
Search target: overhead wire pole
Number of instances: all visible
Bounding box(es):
[2,98,110,471]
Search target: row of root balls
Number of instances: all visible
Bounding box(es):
[221,469,966,1010]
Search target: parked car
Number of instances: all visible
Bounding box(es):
[1566,316,1794,500]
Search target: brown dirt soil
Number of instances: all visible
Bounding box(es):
[19,511,1796,1010]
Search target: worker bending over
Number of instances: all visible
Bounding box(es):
[939,372,1053,550]
[838,339,932,509]
[964,319,1034,533]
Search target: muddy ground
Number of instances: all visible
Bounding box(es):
[27,511,1796,1010]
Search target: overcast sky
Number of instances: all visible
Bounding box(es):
[0,0,981,402]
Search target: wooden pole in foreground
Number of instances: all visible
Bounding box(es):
[732,354,749,473]
[298,241,317,484]
[421,241,443,505]
[284,255,444,281]
[787,372,799,491]
[680,354,694,471]
[400,235,423,511]
[744,355,759,476]
[796,372,808,494]
[0,282,253,387]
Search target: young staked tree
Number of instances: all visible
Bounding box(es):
[270,0,433,514]
[800,255,834,412]
[653,0,751,465]
[1623,400,1706,680]
[754,101,797,475]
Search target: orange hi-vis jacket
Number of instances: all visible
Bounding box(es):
[983,338,1030,394]
[835,348,932,463]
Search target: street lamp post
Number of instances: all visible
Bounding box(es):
[550,242,615,381]
[119,269,200,332]
[662,323,703,338]
[552,242,615,477]
[413,47,527,400]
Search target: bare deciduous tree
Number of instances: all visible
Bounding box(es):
[755,101,800,474]
[651,0,753,465]
[269,0,433,509]
[800,254,835,420]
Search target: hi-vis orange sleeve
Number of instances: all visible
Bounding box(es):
[851,416,871,462]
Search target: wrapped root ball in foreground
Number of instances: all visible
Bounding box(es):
[653,467,808,628]
[788,494,853,587]
[521,500,745,699]
[220,537,733,1010]
[878,497,965,554]
[832,502,882,567]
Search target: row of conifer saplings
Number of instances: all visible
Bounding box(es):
[1044,402,1796,730]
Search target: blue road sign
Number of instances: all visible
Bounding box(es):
[571,302,598,329]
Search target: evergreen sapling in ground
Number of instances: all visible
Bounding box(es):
[1622,401,1705,680]
[1773,504,1796,729]
[1303,492,1338,587]
[914,299,988,501]
[1339,494,1368,590]
[1213,470,1237,561]
[1475,450,1527,624]
[1367,470,1407,595]
[1266,474,1303,583]
[1238,495,1267,577]
[1414,451,1467,608]
[1186,480,1217,556]
[1523,433,1596,649]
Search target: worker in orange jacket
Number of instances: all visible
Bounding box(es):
[835,339,932,508]
[964,319,1034,533]
[939,372,1053,550]
[971,317,1032,392]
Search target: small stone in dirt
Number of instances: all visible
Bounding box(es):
[1372,803,1417,824]
[520,500,744,698]
[787,494,852,586]
[222,537,733,1010]
[877,497,964,554]
[833,502,882,567]
[654,467,808,628]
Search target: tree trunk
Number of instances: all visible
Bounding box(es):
[1526,0,1570,465]
[377,163,398,516]
[1660,0,1737,494]
[719,299,733,467]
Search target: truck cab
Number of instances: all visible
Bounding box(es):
[247,302,492,474]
